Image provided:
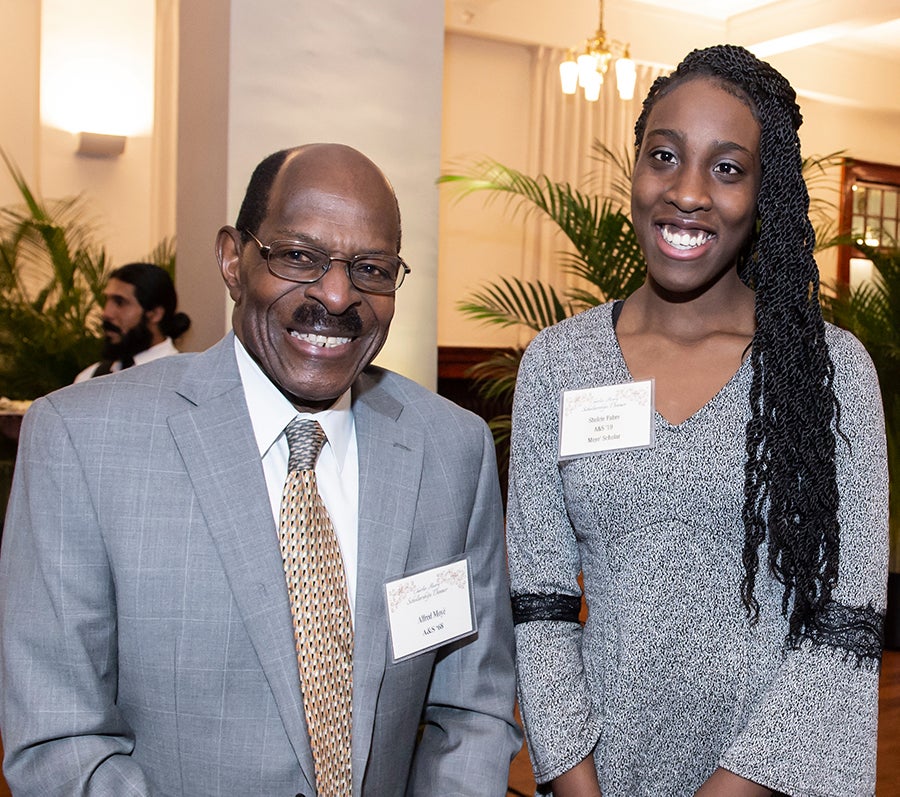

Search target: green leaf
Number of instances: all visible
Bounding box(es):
[0,151,111,396]
[822,242,900,569]
[459,276,571,332]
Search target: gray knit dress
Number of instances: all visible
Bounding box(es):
[506,301,888,797]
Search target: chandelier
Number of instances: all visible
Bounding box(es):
[559,0,636,102]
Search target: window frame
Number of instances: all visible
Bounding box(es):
[838,157,900,284]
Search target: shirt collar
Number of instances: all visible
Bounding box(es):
[133,337,175,365]
[233,336,353,470]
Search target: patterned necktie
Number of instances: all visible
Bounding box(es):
[279,418,353,796]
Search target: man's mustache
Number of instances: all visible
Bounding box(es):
[102,320,122,335]
[292,303,362,337]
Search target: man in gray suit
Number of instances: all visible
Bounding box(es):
[0,144,521,796]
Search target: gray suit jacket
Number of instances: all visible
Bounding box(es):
[0,334,520,796]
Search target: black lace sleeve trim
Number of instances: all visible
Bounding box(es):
[511,593,582,626]
[805,600,885,666]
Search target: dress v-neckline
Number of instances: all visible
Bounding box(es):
[608,303,752,430]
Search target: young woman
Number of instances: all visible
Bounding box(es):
[507,45,888,797]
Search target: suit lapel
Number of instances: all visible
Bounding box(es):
[166,336,317,789]
[350,370,424,793]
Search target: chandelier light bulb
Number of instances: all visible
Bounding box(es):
[577,52,599,88]
[583,69,603,102]
[559,51,579,94]
[615,54,636,100]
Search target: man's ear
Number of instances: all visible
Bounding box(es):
[143,305,166,344]
[216,225,244,303]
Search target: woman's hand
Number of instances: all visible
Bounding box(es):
[549,755,602,797]
[694,768,772,796]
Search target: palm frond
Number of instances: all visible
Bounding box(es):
[560,207,645,299]
[442,159,646,304]
[467,349,524,405]
[145,236,177,276]
[802,150,845,190]
[440,160,610,261]
[487,414,512,449]
[458,276,572,332]
[439,161,558,220]
[0,153,109,396]
[586,139,634,208]
[801,150,844,249]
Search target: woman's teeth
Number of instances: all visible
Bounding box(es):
[660,226,713,250]
[290,331,352,348]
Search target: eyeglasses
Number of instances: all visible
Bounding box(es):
[242,230,410,295]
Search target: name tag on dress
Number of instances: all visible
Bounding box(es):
[558,380,655,459]
[385,557,476,662]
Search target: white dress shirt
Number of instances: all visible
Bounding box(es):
[74,337,180,383]
[233,337,360,616]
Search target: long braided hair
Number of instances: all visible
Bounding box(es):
[634,45,841,649]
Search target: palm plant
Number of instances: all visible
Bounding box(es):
[821,244,900,574]
[0,154,180,534]
[0,151,110,399]
[145,235,178,279]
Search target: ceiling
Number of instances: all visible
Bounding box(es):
[445,0,900,113]
[630,0,781,20]
[632,0,900,60]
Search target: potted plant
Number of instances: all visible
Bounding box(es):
[0,152,110,399]
[821,244,900,647]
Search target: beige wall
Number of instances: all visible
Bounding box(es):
[799,99,900,165]
[42,1,157,264]
[174,0,231,353]
[439,33,534,350]
[0,0,40,205]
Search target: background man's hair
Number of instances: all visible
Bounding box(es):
[109,262,191,340]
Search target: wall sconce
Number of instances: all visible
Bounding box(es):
[42,1,154,151]
[76,132,127,158]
